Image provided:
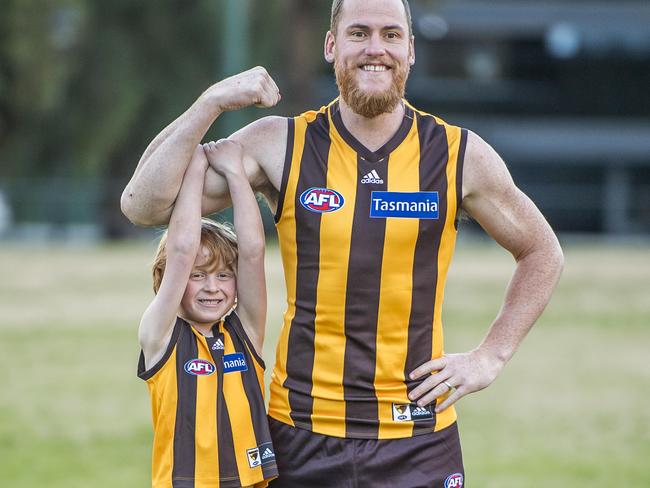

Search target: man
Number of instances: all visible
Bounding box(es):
[122,0,563,486]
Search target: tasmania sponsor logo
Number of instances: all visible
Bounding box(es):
[370,191,439,219]
[223,352,248,373]
[300,187,344,213]
[184,359,215,376]
[392,403,434,422]
[246,447,261,468]
[444,473,464,488]
[259,442,276,465]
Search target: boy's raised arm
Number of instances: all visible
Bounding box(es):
[138,146,208,369]
[203,140,266,355]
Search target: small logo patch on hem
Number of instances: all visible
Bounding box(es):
[392,403,434,422]
[246,447,261,468]
[246,442,276,468]
[259,442,276,465]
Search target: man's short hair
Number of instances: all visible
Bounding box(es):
[330,0,413,37]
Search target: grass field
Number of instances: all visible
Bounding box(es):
[1,239,649,487]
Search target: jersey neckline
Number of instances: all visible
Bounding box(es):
[329,100,414,163]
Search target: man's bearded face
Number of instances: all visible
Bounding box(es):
[334,51,410,119]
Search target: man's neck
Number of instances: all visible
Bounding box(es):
[338,98,406,152]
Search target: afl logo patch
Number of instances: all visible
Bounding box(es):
[300,187,344,213]
[184,359,215,376]
[444,473,464,488]
[246,447,261,468]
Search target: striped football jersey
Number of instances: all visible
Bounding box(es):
[138,312,278,487]
[269,99,467,439]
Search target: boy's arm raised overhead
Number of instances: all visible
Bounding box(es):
[204,140,266,356]
[138,146,209,370]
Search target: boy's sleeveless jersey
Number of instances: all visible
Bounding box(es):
[269,100,467,440]
[138,312,278,488]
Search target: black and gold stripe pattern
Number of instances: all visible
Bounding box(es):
[138,313,277,487]
[270,100,467,439]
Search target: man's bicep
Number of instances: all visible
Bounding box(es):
[229,115,288,192]
[200,115,287,216]
[461,132,552,258]
[201,167,232,215]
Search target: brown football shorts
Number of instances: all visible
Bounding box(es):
[267,418,465,488]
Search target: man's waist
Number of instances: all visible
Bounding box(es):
[269,377,457,439]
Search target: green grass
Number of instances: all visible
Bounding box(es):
[1,240,649,486]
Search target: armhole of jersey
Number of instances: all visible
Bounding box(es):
[274,117,295,223]
[226,311,266,370]
[454,128,468,231]
[137,317,183,381]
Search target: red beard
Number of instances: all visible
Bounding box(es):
[335,58,409,118]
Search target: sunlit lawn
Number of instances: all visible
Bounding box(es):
[0,239,648,487]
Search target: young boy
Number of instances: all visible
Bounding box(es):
[137,140,277,488]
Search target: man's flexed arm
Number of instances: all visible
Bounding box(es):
[121,67,281,226]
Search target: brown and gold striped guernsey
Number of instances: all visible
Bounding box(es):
[269,99,467,440]
[138,312,278,488]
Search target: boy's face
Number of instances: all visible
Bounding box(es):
[179,246,236,327]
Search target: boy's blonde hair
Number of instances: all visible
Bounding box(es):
[151,219,238,293]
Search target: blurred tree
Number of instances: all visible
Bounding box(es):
[1,0,223,236]
[0,0,84,177]
[275,0,331,116]
[0,0,336,238]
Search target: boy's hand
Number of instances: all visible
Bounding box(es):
[202,140,245,178]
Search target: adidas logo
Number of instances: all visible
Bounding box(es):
[262,448,275,460]
[361,170,384,184]
[212,338,224,350]
[410,404,433,420]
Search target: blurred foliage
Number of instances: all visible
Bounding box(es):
[0,0,336,181]
[0,0,334,235]
[1,0,222,180]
